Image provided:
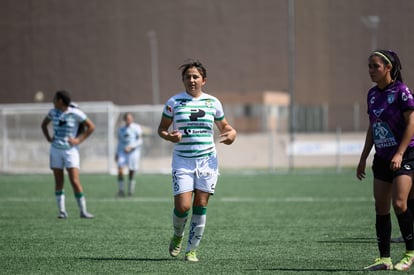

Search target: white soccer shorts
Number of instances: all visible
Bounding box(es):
[117,149,141,171]
[50,146,80,169]
[171,153,219,196]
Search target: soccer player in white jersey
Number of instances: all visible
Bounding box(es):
[115,112,143,197]
[158,60,237,262]
[41,90,95,219]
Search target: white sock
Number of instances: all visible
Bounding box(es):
[75,193,87,214]
[55,190,66,213]
[186,207,207,252]
[128,180,136,194]
[173,209,189,237]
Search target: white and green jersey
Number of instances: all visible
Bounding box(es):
[163,91,225,158]
[47,107,87,149]
[116,123,143,153]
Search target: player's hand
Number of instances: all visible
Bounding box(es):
[124,146,133,153]
[168,130,182,143]
[390,153,403,171]
[356,160,366,180]
[68,137,80,146]
[219,128,236,145]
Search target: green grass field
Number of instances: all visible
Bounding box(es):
[0,170,408,274]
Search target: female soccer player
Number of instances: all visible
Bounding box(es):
[115,112,143,197]
[41,90,95,219]
[158,60,237,262]
[357,50,414,271]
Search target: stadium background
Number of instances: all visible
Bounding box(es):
[1,0,413,173]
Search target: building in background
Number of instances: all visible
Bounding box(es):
[0,0,413,132]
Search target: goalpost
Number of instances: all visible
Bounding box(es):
[0,102,171,174]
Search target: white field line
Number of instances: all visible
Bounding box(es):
[0,197,373,203]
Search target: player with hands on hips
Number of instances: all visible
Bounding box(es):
[115,112,143,197]
[41,90,95,219]
[357,50,414,271]
[158,60,236,262]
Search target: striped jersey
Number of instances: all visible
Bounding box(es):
[47,107,87,149]
[162,91,225,158]
[117,123,143,153]
[367,80,414,160]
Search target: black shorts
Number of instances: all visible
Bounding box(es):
[372,147,414,182]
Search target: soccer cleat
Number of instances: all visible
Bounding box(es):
[57,211,68,219]
[80,212,95,219]
[184,250,199,262]
[169,235,183,257]
[394,251,414,271]
[363,257,393,271]
[391,236,405,243]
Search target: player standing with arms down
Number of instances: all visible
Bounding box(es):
[41,90,95,219]
[357,50,414,271]
[115,112,143,197]
[158,60,237,262]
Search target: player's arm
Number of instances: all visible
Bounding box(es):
[356,125,374,180]
[158,116,181,143]
[69,118,95,146]
[215,118,237,145]
[41,116,53,143]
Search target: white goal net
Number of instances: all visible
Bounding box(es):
[0,102,172,174]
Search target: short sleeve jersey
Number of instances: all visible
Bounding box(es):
[367,81,414,160]
[162,91,225,158]
[47,107,87,149]
[117,123,143,153]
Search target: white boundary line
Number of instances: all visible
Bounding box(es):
[0,197,373,203]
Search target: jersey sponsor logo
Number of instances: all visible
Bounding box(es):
[372,122,397,148]
[58,119,67,126]
[189,109,206,121]
[184,129,208,135]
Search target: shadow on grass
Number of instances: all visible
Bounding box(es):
[78,257,174,262]
[248,268,360,272]
[317,237,375,244]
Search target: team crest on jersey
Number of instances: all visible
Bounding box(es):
[370,96,375,105]
[388,94,395,104]
[205,99,213,108]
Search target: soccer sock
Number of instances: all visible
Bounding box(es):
[396,209,414,251]
[118,178,124,192]
[376,214,391,258]
[173,208,189,237]
[407,199,414,215]
[55,190,66,213]
[75,192,87,214]
[186,206,207,252]
[128,180,136,194]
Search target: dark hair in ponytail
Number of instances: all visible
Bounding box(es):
[371,50,403,82]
